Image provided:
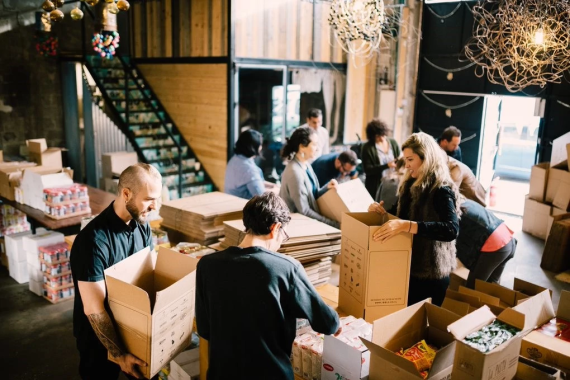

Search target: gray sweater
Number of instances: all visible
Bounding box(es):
[279,157,340,228]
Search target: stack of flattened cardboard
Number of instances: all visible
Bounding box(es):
[160,192,248,246]
[302,257,333,287]
[219,213,341,263]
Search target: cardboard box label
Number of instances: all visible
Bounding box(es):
[341,238,366,302]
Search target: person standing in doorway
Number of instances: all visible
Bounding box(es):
[71,164,162,380]
[438,126,463,162]
[299,108,329,160]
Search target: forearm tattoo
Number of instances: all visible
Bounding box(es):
[87,311,125,358]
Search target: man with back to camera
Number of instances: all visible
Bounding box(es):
[299,108,330,160]
[195,192,341,380]
[438,126,463,162]
[70,163,162,379]
[311,150,359,185]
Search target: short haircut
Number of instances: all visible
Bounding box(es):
[118,163,162,194]
[440,126,462,142]
[307,108,322,119]
[338,150,358,166]
[365,119,390,142]
[234,129,263,158]
[242,192,292,236]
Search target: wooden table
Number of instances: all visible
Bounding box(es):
[1,185,115,231]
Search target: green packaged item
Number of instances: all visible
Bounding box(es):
[462,320,520,353]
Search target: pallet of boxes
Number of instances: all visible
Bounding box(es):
[1,203,32,281]
[523,132,570,274]
[100,151,138,194]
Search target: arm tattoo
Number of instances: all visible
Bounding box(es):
[87,311,125,358]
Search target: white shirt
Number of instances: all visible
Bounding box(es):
[300,123,330,160]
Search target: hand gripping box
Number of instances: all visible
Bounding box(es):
[104,246,198,379]
[339,212,412,323]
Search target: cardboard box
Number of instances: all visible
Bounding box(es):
[322,331,371,380]
[20,167,73,210]
[0,162,37,200]
[541,219,570,273]
[529,163,550,202]
[553,183,570,211]
[339,212,412,323]
[515,356,562,380]
[27,138,62,169]
[547,208,570,240]
[22,230,64,269]
[101,178,119,194]
[361,300,461,380]
[102,151,138,178]
[8,257,28,283]
[317,179,374,223]
[4,230,33,263]
[546,161,570,204]
[104,247,198,379]
[520,290,570,373]
[550,132,570,167]
[449,259,469,291]
[522,196,551,240]
[0,150,3,162]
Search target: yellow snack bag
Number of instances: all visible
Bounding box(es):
[397,340,437,373]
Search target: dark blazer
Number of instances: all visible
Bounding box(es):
[361,138,401,198]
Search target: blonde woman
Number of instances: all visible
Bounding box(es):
[368,132,460,306]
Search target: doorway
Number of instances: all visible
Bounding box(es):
[478,95,541,216]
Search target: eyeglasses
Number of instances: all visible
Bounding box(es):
[281,227,290,243]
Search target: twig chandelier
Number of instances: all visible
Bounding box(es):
[464,0,570,92]
[329,0,386,61]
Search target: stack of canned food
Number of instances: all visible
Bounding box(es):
[43,184,91,218]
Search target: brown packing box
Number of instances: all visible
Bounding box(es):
[522,196,551,240]
[0,162,37,200]
[339,212,412,323]
[361,300,461,380]
[553,183,570,211]
[316,179,374,223]
[547,208,570,240]
[515,356,562,380]
[0,150,3,162]
[541,219,570,273]
[520,290,570,373]
[102,151,138,178]
[550,132,570,167]
[529,163,550,202]
[26,138,62,169]
[104,247,198,379]
[546,161,570,204]
[449,258,469,291]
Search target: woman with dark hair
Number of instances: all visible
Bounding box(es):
[279,127,339,228]
[369,132,460,306]
[224,129,265,199]
[361,119,401,198]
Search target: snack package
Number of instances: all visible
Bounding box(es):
[535,317,570,342]
[462,320,520,353]
[395,340,437,373]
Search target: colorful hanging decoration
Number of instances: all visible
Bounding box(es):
[35,33,59,57]
[92,31,120,59]
[39,0,130,23]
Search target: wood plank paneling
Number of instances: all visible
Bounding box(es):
[146,1,154,58]
[191,0,209,56]
[285,0,298,60]
[211,0,223,56]
[138,64,228,189]
[164,0,173,57]
[266,1,280,59]
[132,2,143,57]
[344,55,372,143]
[179,0,191,56]
[298,0,313,60]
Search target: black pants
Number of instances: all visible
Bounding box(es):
[407,275,450,307]
[466,238,517,289]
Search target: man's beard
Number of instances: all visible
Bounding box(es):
[126,199,149,224]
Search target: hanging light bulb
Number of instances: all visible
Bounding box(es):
[71,7,84,20]
[42,0,55,12]
[55,0,65,7]
[533,28,545,45]
[108,2,119,14]
[117,0,130,11]
[50,9,64,22]
[104,0,115,3]
[86,0,99,5]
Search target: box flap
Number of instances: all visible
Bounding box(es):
[551,132,570,167]
[26,138,47,153]
[445,289,481,308]
[429,340,456,377]
[371,298,428,350]
[557,290,570,320]
[497,307,526,331]
[361,337,423,378]
[459,286,501,306]
[514,278,552,300]
[442,297,471,317]
[425,302,462,332]
[154,247,198,312]
[343,213,377,249]
[104,247,153,314]
[447,305,495,340]
[516,356,562,380]
[317,179,373,222]
[475,279,517,307]
[512,290,555,332]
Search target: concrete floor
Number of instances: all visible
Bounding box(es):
[2,212,570,379]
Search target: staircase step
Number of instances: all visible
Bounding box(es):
[139,144,180,150]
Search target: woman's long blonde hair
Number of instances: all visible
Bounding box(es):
[399,132,456,194]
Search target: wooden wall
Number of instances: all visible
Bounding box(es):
[131,0,228,58]
[138,64,228,189]
[233,0,345,62]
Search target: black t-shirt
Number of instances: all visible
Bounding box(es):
[70,201,153,341]
[195,246,339,380]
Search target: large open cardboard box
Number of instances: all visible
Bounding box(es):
[102,151,138,178]
[522,196,551,240]
[338,212,412,323]
[0,162,37,200]
[26,138,62,169]
[515,356,562,380]
[104,247,198,379]
[361,300,461,380]
[317,179,374,223]
[520,290,570,373]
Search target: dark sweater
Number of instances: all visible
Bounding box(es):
[195,246,339,380]
[361,138,401,198]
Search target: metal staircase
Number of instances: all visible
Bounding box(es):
[83,55,214,200]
